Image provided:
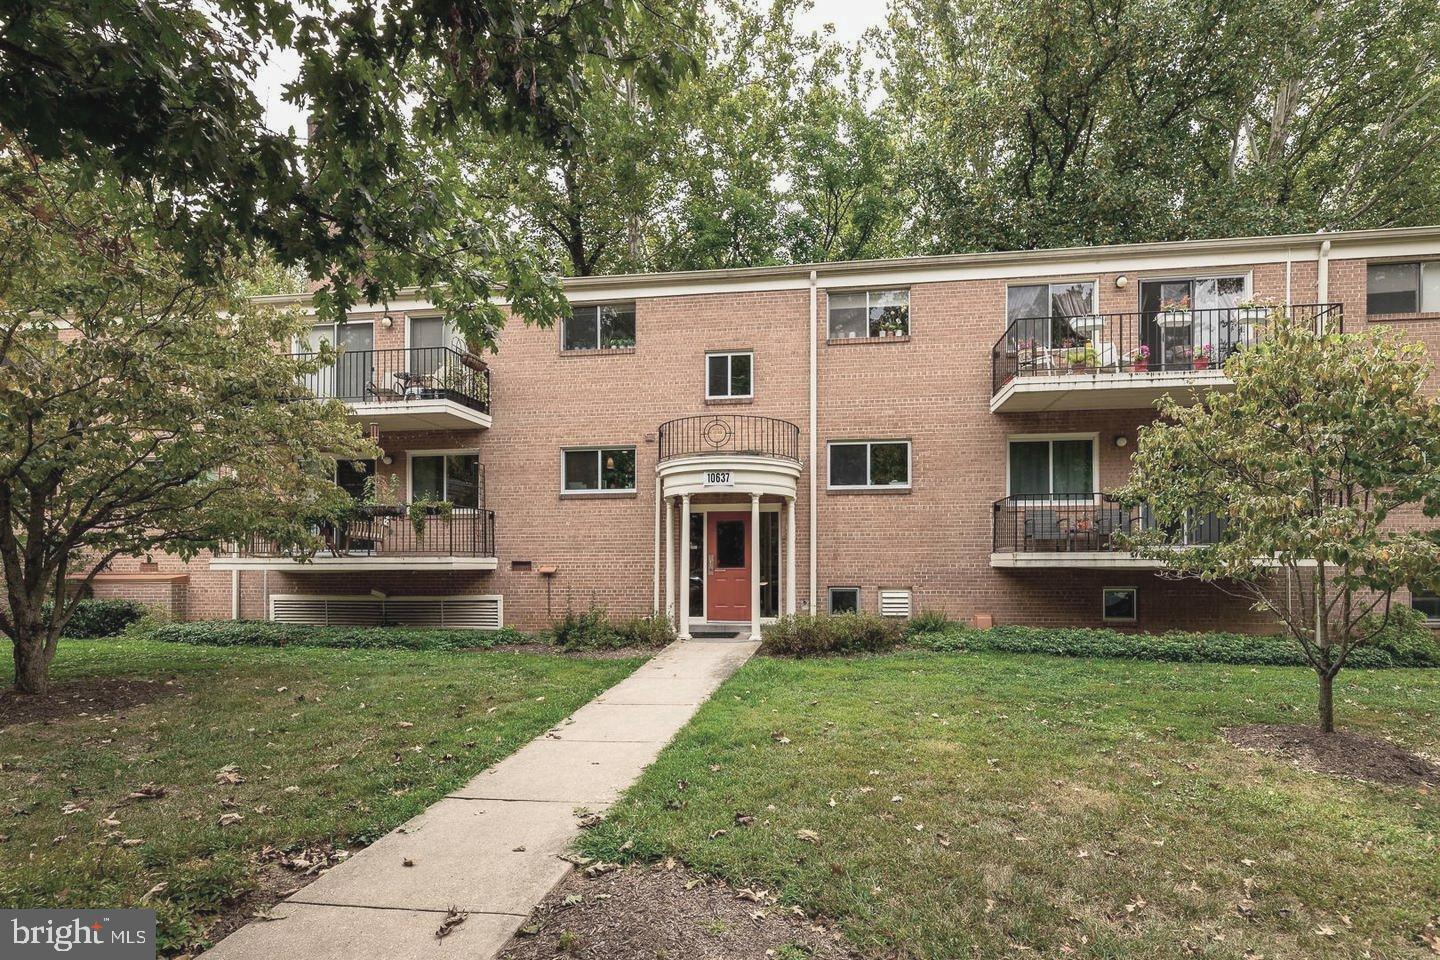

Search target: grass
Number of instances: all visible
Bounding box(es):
[580,653,1440,959]
[0,636,642,954]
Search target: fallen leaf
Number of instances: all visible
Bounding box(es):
[215,765,244,785]
[795,829,820,844]
[435,908,466,940]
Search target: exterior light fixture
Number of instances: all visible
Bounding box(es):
[1115,275,1128,289]
[381,315,394,329]
[1114,435,1129,448]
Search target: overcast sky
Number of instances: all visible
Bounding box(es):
[255,0,890,135]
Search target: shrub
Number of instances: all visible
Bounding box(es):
[551,606,623,650]
[615,614,676,649]
[908,623,1440,669]
[905,609,953,637]
[1357,606,1440,667]
[761,613,903,657]
[149,621,506,651]
[60,599,150,638]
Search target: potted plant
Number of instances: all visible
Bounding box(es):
[877,316,907,337]
[1236,298,1272,324]
[1193,342,1215,370]
[1064,341,1097,373]
[1128,344,1151,372]
[1156,294,1192,328]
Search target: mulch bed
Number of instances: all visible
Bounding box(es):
[1225,723,1440,787]
[0,677,178,728]
[499,864,857,960]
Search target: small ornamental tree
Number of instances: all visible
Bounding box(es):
[1118,308,1440,733]
[0,162,374,694]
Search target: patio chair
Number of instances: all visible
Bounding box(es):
[1023,509,1066,551]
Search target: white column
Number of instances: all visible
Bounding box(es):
[678,494,692,640]
[749,493,762,641]
[785,495,797,615]
[664,494,675,625]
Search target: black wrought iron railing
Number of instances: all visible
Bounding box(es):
[991,303,1343,395]
[230,506,497,559]
[657,415,801,462]
[992,493,1226,554]
[295,346,491,414]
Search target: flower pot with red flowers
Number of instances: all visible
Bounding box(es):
[1128,344,1151,373]
[1194,343,1214,370]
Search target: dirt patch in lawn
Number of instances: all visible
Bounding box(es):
[499,864,857,960]
[1225,723,1440,787]
[0,677,179,728]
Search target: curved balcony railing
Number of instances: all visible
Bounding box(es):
[657,415,801,463]
[229,506,496,559]
[991,302,1343,395]
[993,493,1225,554]
[295,346,491,414]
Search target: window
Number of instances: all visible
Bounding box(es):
[562,447,636,493]
[1006,281,1097,347]
[1102,587,1137,623]
[829,587,860,614]
[335,458,375,500]
[1410,588,1440,623]
[411,453,481,508]
[827,289,910,338]
[706,352,753,399]
[828,441,911,489]
[1008,437,1095,497]
[563,303,636,350]
[408,316,454,375]
[1367,262,1440,314]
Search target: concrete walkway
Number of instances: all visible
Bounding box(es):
[202,637,758,960]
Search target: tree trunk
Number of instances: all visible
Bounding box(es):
[1317,670,1335,734]
[11,630,55,695]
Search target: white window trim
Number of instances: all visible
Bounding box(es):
[705,351,755,399]
[1005,433,1100,504]
[1367,260,1440,314]
[562,301,636,351]
[1102,586,1138,623]
[825,287,911,339]
[1135,272,1252,309]
[826,440,913,491]
[1003,278,1100,320]
[828,586,861,614]
[560,445,638,495]
[294,318,374,353]
[404,314,458,353]
[407,448,481,506]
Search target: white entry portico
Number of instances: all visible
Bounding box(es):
[655,416,802,642]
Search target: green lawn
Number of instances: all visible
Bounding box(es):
[580,653,1440,959]
[0,637,642,954]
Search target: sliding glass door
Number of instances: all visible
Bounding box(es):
[1140,277,1245,369]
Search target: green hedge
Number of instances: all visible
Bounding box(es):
[549,607,675,650]
[910,620,1440,669]
[147,620,524,651]
[761,613,904,657]
[60,599,150,638]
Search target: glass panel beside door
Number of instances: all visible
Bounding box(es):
[1140,276,1245,370]
[302,322,373,400]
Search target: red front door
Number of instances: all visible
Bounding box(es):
[706,512,750,622]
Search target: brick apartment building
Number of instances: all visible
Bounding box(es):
[87,226,1440,637]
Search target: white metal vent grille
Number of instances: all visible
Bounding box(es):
[269,595,502,630]
[878,589,912,619]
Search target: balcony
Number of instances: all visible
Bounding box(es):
[298,346,492,430]
[211,505,498,572]
[990,303,1342,412]
[991,493,1224,568]
[656,415,803,499]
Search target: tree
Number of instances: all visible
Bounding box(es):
[1118,309,1440,733]
[0,161,374,695]
[882,0,1440,254]
[0,0,700,342]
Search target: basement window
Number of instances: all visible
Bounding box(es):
[828,587,860,614]
[1102,587,1137,623]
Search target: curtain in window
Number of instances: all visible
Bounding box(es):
[1051,440,1093,494]
[1008,442,1049,496]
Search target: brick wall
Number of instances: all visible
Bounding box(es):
[113,239,1440,635]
